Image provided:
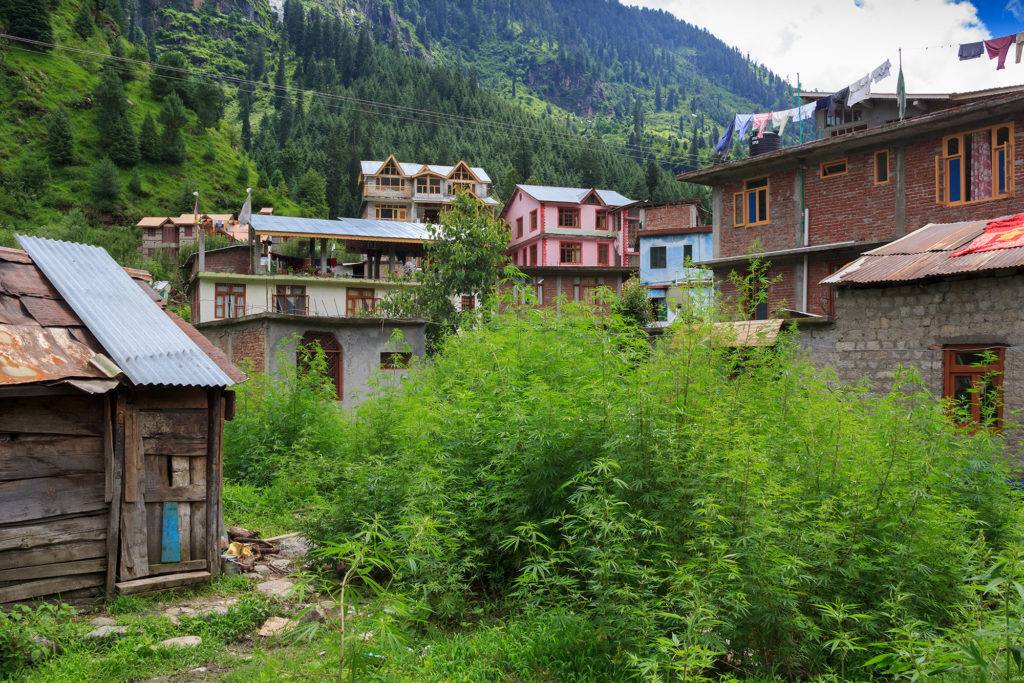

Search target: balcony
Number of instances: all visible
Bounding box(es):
[363,183,412,199]
[625,254,640,268]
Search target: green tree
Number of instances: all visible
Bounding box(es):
[138,112,160,162]
[189,79,222,128]
[295,168,328,217]
[126,166,142,195]
[107,114,139,167]
[158,92,187,163]
[90,157,121,211]
[613,276,652,327]
[45,108,74,166]
[72,2,93,38]
[150,51,190,102]
[236,160,251,186]
[0,0,52,47]
[645,160,659,199]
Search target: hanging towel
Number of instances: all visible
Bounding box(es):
[713,117,736,156]
[734,113,753,140]
[790,102,816,122]
[870,59,891,83]
[985,34,1015,70]
[827,87,849,117]
[1017,32,1024,63]
[848,74,871,106]
[958,41,984,60]
[771,109,791,137]
[751,112,771,138]
[814,96,831,112]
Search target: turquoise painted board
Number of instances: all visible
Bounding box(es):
[161,502,181,563]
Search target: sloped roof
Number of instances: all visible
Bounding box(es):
[515,184,635,207]
[360,159,492,183]
[12,236,243,388]
[822,216,1024,286]
[136,216,175,228]
[251,214,431,242]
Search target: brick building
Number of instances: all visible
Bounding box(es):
[677,88,1024,318]
[137,213,243,257]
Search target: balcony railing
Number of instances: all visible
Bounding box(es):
[625,254,640,268]
[273,294,309,316]
[363,183,412,198]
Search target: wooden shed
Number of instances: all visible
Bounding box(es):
[0,236,246,604]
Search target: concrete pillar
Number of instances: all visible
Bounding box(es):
[320,238,328,274]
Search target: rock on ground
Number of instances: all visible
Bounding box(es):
[257,616,295,637]
[84,625,128,639]
[276,536,309,557]
[156,636,202,649]
[255,579,296,600]
[89,616,116,627]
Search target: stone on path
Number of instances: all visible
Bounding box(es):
[89,616,116,627]
[276,536,309,557]
[84,625,128,639]
[157,636,202,649]
[255,578,296,599]
[257,616,294,637]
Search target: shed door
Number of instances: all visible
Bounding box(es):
[118,390,220,587]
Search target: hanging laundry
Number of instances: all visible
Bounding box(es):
[771,109,791,137]
[713,117,736,156]
[734,113,753,141]
[814,95,831,112]
[789,102,816,122]
[751,112,771,138]
[827,87,849,118]
[848,74,871,106]
[985,34,1015,70]
[1016,32,1024,63]
[958,41,984,60]
[870,59,891,83]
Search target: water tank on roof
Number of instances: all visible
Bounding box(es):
[749,131,781,156]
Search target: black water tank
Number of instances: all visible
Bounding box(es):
[750,131,781,156]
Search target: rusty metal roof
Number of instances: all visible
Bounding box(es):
[0,325,113,387]
[15,235,237,388]
[823,216,1024,286]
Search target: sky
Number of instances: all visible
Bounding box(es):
[623,0,1024,95]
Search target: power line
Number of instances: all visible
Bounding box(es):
[0,32,720,172]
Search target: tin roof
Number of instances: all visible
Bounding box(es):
[251,214,431,242]
[16,235,239,388]
[514,185,635,207]
[822,216,1024,286]
[136,216,174,228]
[360,159,492,183]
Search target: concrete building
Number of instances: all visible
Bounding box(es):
[358,155,500,222]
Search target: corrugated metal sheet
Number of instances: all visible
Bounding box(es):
[252,215,431,241]
[16,235,235,388]
[518,184,635,207]
[0,324,111,385]
[360,160,492,183]
[825,218,1024,286]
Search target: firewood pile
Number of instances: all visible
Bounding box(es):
[225,526,302,572]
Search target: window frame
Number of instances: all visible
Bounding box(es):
[214,282,245,319]
[595,211,607,230]
[346,287,378,316]
[733,176,770,227]
[597,243,610,265]
[516,216,524,238]
[558,207,580,228]
[375,203,408,220]
[461,294,475,311]
[683,244,693,264]
[559,241,582,264]
[274,284,308,316]
[649,245,667,269]
[943,344,1005,429]
[874,150,890,185]
[529,244,538,266]
[936,123,1014,206]
[820,159,849,179]
[529,209,538,232]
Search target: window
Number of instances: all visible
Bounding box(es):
[558,207,580,228]
[560,241,582,264]
[650,298,667,322]
[943,345,1004,429]
[346,287,377,316]
[415,175,442,195]
[374,159,406,192]
[733,177,769,227]
[597,243,609,265]
[937,124,1013,205]
[183,225,193,239]
[461,295,475,310]
[448,181,475,196]
[595,212,607,230]
[875,150,890,184]
[375,204,408,220]
[530,209,538,232]
[214,283,245,319]
[380,351,412,369]
[820,159,848,178]
[299,332,342,400]
[274,285,307,315]
[683,244,693,263]
[650,246,667,269]
[530,244,538,266]
[516,217,524,238]
[826,108,862,127]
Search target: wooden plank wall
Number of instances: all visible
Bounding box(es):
[0,396,109,603]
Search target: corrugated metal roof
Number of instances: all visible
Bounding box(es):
[360,159,493,183]
[517,184,635,207]
[251,215,431,241]
[0,324,111,386]
[824,217,1024,286]
[16,235,235,388]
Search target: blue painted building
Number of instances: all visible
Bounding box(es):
[633,200,713,323]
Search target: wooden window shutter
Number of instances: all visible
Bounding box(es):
[733,192,744,227]
[935,155,946,205]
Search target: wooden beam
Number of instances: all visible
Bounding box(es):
[0,573,104,604]
[0,557,106,583]
[146,559,206,575]
[145,485,205,502]
[118,407,148,580]
[106,392,124,596]
[0,474,106,525]
[0,540,107,571]
[0,436,103,482]
[0,514,106,553]
[115,570,210,595]
[206,388,223,580]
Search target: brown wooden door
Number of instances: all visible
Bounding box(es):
[119,390,216,583]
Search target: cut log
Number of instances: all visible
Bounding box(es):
[115,570,210,595]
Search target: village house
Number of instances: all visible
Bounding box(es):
[359,155,500,223]
[797,215,1024,455]
[633,199,714,323]
[0,236,245,603]
[500,184,636,307]
[137,212,245,257]
[187,215,428,406]
[676,87,1024,318]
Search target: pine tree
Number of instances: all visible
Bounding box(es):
[138,112,160,162]
[0,0,52,47]
[236,160,250,186]
[108,115,139,167]
[126,167,142,195]
[45,108,74,166]
[295,168,328,218]
[645,160,659,199]
[73,2,93,39]
[273,34,288,111]
[158,91,188,131]
[93,67,127,142]
[161,125,186,164]
[90,157,121,211]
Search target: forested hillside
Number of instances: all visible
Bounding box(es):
[0,0,792,271]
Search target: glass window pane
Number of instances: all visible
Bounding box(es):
[948,158,962,202]
[757,189,767,222]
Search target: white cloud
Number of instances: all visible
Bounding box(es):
[1007,0,1024,22]
[623,0,1024,96]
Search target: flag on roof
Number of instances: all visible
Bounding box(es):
[950,214,1024,258]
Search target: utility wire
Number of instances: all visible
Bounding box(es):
[0,32,720,171]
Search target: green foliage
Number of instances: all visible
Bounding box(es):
[72,2,92,39]
[613,276,652,327]
[294,167,327,218]
[0,0,52,46]
[45,107,74,166]
[137,112,160,163]
[149,51,189,102]
[0,603,73,676]
[90,157,121,211]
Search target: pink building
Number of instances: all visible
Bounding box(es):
[500,184,637,307]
